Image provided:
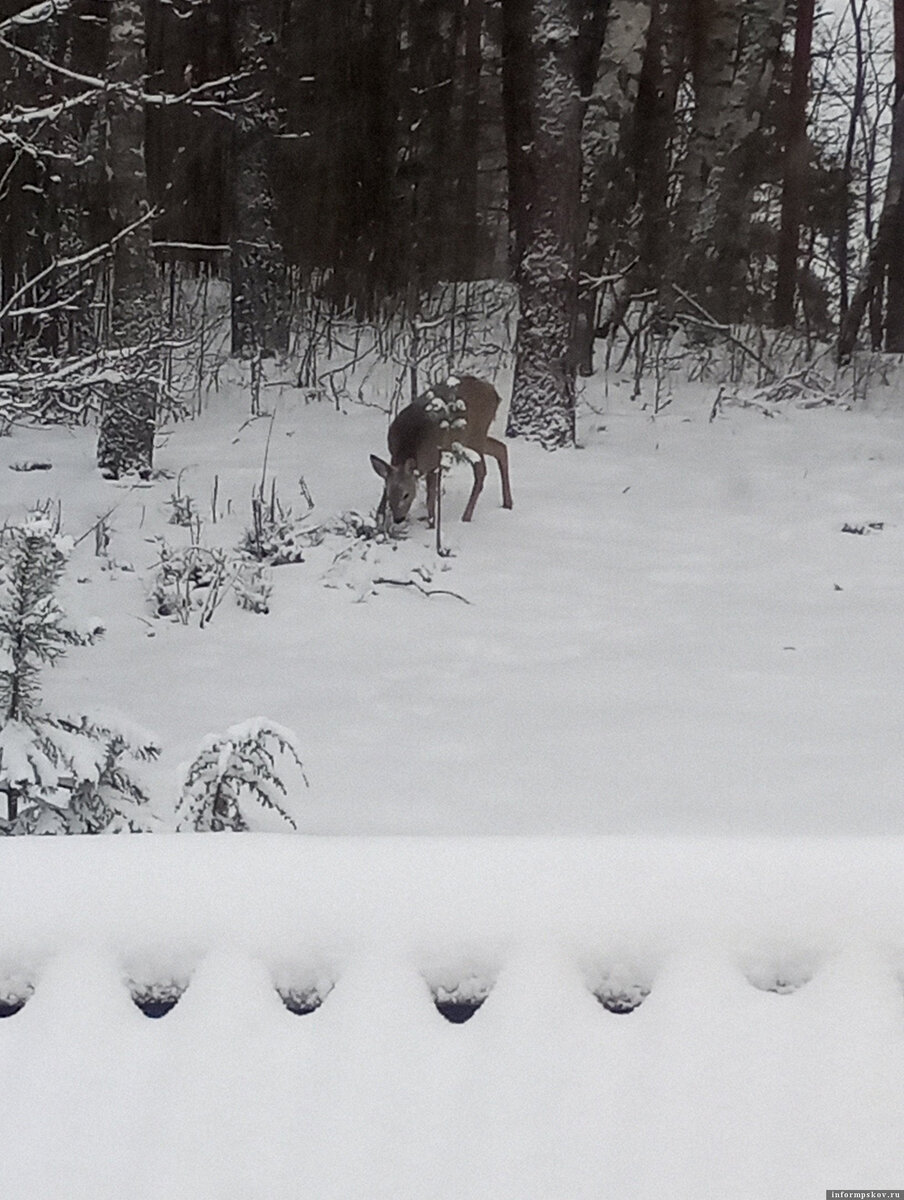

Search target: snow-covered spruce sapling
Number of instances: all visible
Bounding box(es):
[0,512,159,832]
[175,720,307,832]
[12,713,161,834]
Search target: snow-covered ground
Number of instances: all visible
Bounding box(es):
[3,365,904,834]
[3,361,904,1196]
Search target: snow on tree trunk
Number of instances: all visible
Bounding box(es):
[97,0,158,480]
[502,0,587,449]
[229,0,290,359]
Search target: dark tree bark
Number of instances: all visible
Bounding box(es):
[97,0,158,480]
[455,0,487,280]
[573,0,638,375]
[773,0,816,328]
[229,0,290,358]
[673,0,785,322]
[633,0,684,290]
[145,0,231,264]
[397,0,464,291]
[502,0,591,448]
[501,0,533,273]
[885,0,904,350]
[838,0,904,363]
[837,0,867,320]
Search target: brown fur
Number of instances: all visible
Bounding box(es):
[370,376,513,525]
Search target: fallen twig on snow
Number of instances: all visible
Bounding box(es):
[373,577,471,604]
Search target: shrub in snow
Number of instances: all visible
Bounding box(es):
[165,489,199,530]
[149,538,244,627]
[0,511,158,833]
[240,491,309,566]
[233,562,273,614]
[150,536,275,626]
[176,720,307,832]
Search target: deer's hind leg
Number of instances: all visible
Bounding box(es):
[485,436,513,510]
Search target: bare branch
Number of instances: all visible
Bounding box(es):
[0,208,159,326]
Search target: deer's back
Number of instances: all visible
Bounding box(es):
[388,400,438,470]
[388,375,501,470]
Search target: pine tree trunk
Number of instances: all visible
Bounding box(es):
[773,0,815,328]
[229,0,290,358]
[97,0,158,480]
[502,0,587,448]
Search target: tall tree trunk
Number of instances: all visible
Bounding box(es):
[398,0,463,291]
[634,0,684,290]
[97,0,158,480]
[229,0,290,358]
[773,0,816,328]
[885,0,904,350]
[455,0,487,280]
[502,0,589,448]
[837,0,867,320]
[673,0,785,321]
[575,0,650,373]
[838,1,904,363]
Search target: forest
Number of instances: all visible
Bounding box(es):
[0,0,899,468]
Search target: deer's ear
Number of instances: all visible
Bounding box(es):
[370,455,391,479]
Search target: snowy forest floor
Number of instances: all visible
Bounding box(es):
[3,355,904,835]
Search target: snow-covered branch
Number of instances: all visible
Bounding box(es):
[0,0,76,37]
[0,33,253,117]
[0,83,109,128]
[0,208,158,327]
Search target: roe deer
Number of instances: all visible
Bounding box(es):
[370,375,513,525]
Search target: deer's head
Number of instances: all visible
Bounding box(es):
[371,455,418,524]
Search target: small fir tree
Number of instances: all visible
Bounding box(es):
[176,719,306,832]
[0,511,158,832]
